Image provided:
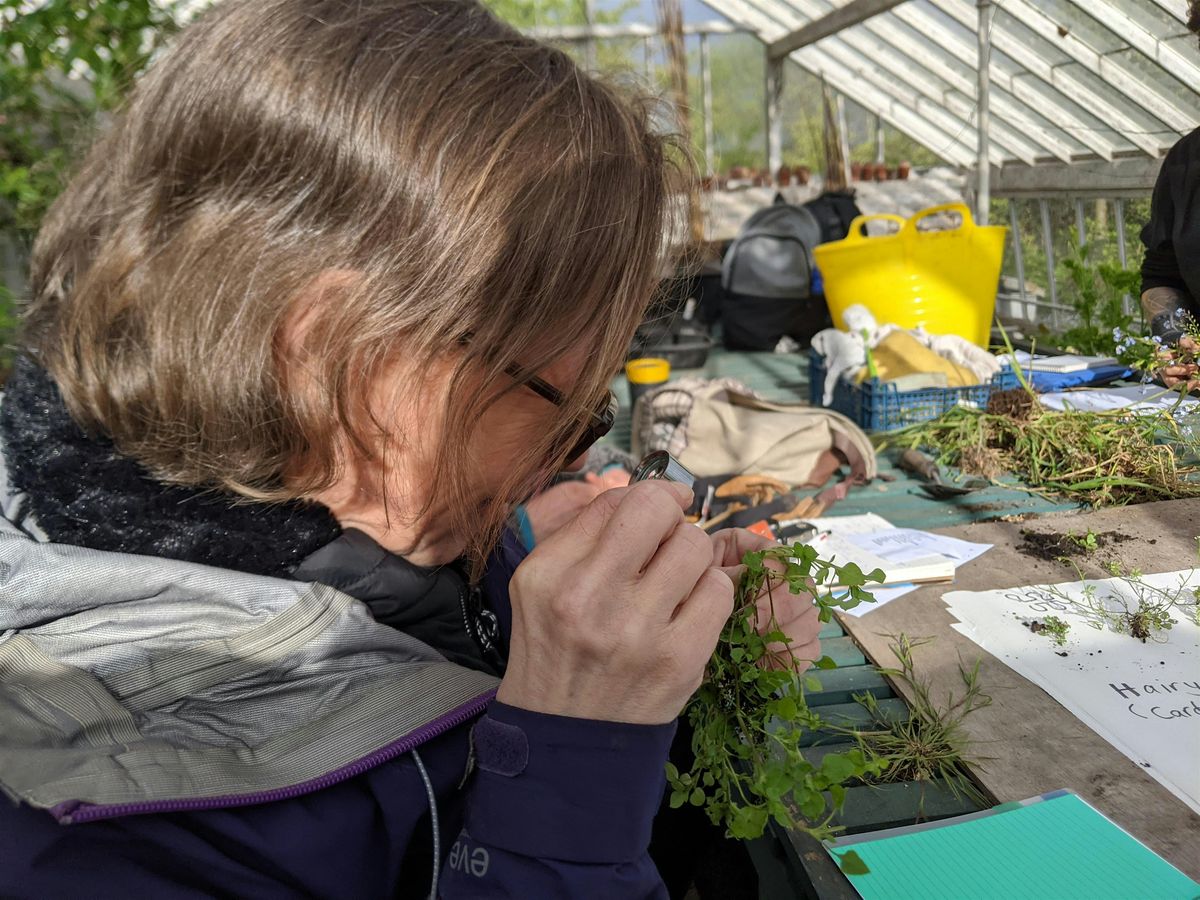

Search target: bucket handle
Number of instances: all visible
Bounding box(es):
[843,213,907,242]
[905,202,974,235]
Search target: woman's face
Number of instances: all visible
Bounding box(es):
[314,349,592,566]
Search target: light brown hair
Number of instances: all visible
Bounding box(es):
[24,0,677,568]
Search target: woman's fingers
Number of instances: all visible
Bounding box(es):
[644,521,717,617]
[710,527,777,569]
[593,481,693,573]
[669,567,735,655]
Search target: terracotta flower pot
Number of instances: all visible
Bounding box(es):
[793,165,811,185]
[776,166,791,187]
[897,161,911,180]
[851,161,864,181]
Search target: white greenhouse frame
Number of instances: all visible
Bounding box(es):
[534,0,1196,324]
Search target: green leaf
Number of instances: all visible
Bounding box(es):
[799,790,826,819]
[814,655,838,670]
[820,752,859,784]
[689,787,705,807]
[664,762,679,782]
[834,849,871,876]
[728,804,770,840]
[669,790,686,809]
[829,783,847,808]
[774,695,798,720]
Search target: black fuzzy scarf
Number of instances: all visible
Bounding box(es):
[0,356,342,577]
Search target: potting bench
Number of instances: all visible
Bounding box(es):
[605,349,1200,898]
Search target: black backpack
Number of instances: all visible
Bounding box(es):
[803,190,863,244]
[720,195,825,351]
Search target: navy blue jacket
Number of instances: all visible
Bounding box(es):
[0,531,676,899]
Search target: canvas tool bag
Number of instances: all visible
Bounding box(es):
[635,380,876,506]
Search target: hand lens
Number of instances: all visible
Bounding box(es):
[631,451,696,490]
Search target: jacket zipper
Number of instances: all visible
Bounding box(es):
[58,690,496,825]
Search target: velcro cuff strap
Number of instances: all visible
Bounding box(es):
[466,701,676,864]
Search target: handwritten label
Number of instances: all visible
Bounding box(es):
[944,571,1200,816]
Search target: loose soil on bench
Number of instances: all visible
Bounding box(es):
[1018,529,1134,562]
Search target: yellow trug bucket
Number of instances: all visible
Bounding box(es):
[813,202,1008,348]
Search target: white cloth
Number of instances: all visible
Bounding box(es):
[915,329,1002,383]
[811,328,866,406]
[812,304,1001,404]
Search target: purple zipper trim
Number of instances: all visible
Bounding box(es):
[51,690,496,825]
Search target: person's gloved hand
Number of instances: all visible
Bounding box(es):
[1157,336,1200,394]
[709,528,821,673]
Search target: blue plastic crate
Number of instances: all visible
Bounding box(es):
[808,350,1019,432]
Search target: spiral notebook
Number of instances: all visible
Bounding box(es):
[827,791,1198,900]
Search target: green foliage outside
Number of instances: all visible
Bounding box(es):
[992,196,1153,355]
[0,0,197,366]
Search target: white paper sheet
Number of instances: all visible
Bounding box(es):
[943,572,1200,815]
[801,518,993,617]
[801,512,895,535]
[1039,384,1200,415]
[847,528,992,567]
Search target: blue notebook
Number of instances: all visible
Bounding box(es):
[827,791,1199,900]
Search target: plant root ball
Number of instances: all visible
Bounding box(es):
[986,388,1039,421]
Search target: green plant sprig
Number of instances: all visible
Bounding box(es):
[668,543,885,842]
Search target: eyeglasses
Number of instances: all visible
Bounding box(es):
[505,362,617,463]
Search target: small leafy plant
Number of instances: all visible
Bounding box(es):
[837,635,991,814]
[1068,529,1099,554]
[668,543,885,842]
[1043,569,1200,644]
[1028,615,1071,646]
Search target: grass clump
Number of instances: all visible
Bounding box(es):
[882,391,1200,507]
[836,635,991,815]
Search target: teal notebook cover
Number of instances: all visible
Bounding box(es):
[829,792,1199,900]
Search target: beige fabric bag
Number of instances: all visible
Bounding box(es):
[671,383,877,493]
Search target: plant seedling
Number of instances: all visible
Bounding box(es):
[669,543,885,843]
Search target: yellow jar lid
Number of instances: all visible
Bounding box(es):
[625,358,671,384]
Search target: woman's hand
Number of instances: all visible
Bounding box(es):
[520,469,631,544]
[710,528,822,672]
[1158,336,1200,393]
[498,481,734,725]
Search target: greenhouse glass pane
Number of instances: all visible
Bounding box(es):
[990,7,1072,68]
[910,0,974,44]
[1054,62,1172,135]
[1110,0,1190,40]
[1034,0,1129,55]
[1001,76,1140,156]
[1165,32,1200,65]
[1109,46,1200,116]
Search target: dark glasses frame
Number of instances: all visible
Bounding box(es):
[503,361,618,462]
